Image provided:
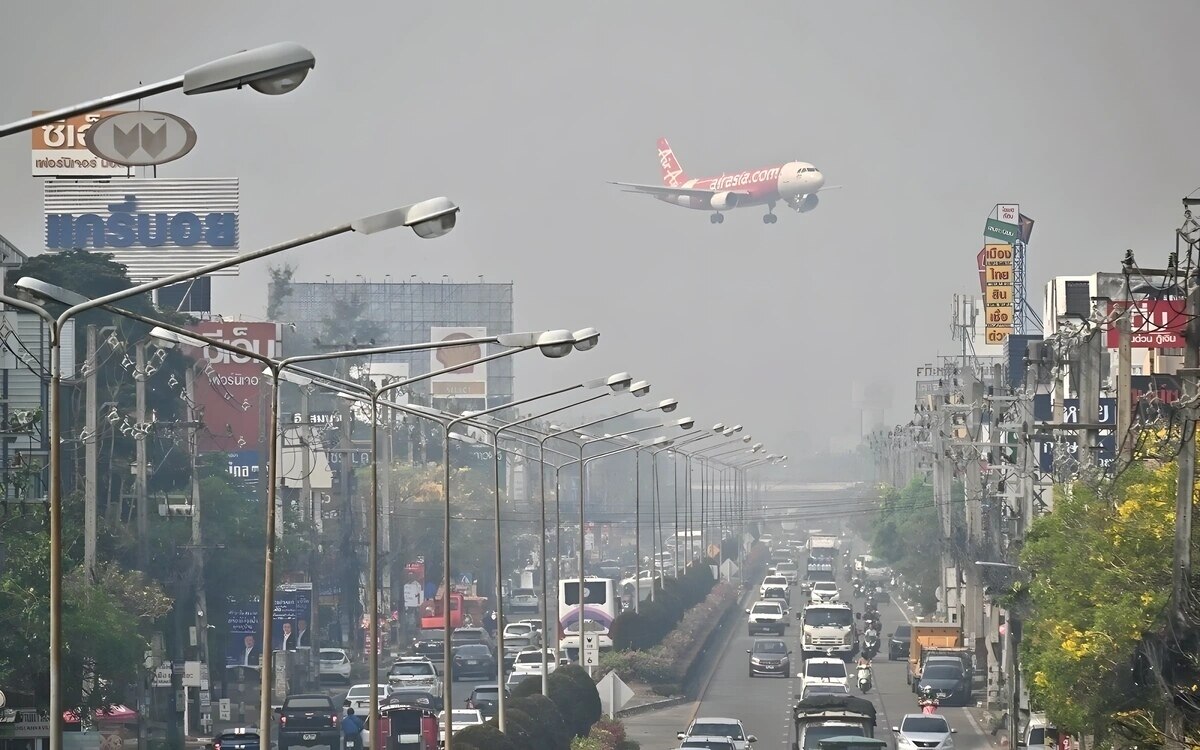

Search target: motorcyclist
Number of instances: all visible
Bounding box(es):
[855,658,873,692]
[917,684,940,713]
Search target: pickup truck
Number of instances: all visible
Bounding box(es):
[791,694,876,750]
[276,694,339,750]
[747,601,787,635]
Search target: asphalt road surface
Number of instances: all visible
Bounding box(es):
[626,582,998,750]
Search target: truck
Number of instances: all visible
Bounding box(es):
[791,695,877,750]
[276,694,340,750]
[906,622,963,685]
[418,588,487,630]
[801,603,856,659]
[808,535,840,561]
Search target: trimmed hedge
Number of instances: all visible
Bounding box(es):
[599,581,738,687]
[572,718,639,750]
[609,562,716,650]
[549,664,604,737]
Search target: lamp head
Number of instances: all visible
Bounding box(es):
[182,42,316,96]
[741,435,752,443]
[148,326,208,350]
[752,442,764,451]
[352,197,459,239]
[711,423,725,433]
[730,424,744,433]
[648,436,672,448]
[14,277,89,306]
[629,380,651,397]
[535,330,575,358]
[261,367,314,387]
[655,398,678,413]
[675,417,695,430]
[721,428,735,436]
[605,372,633,392]
[571,328,600,352]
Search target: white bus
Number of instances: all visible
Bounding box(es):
[558,577,619,659]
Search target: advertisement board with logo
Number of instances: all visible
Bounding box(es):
[224,585,313,670]
[31,110,128,176]
[184,322,281,453]
[429,327,488,398]
[85,110,197,167]
[44,178,239,281]
[1104,299,1188,348]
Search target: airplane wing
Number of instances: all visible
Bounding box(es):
[817,185,844,192]
[607,181,750,198]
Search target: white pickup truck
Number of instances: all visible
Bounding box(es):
[746,601,787,636]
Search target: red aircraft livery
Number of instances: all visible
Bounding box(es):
[609,138,838,224]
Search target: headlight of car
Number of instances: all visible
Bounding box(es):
[749,657,763,664]
[896,736,917,749]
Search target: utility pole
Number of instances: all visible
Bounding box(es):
[301,388,321,681]
[136,341,149,571]
[83,325,98,583]
[1116,310,1134,465]
[1172,263,1200,626]
[186,366,212,736]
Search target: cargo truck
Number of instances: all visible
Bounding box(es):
[906,622,963,685]
[792,695,876,750]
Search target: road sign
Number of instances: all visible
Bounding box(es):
[153,664,173,688]
[719,559,740,579]
[219,699,231,722]
[597,672,634,718]
[582,634,600,667]
[182,661,201,688]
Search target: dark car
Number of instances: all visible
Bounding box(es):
[747,638,791,678]
[465,684,504,720]
[763,586,788,601]
[212,728,259,750]
[916,661,971,706]
[275,694,339,750]
[410,629,446,664]
[888,624,912,660]
[452,644,496,680]
[452,627,495,655]
[383,688,442,713]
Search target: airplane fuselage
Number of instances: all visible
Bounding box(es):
[660,161,825,211]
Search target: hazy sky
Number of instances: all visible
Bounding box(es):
[3,1,1199,457]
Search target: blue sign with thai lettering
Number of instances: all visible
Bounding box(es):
[1032,396,1117,472]
[227,451,260,484]
[45,193,237,249]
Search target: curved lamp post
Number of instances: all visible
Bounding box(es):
[1,42,317,138]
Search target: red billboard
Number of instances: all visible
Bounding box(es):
[185,322,281,452]
[1105,300,1188,348]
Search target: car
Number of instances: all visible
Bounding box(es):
[775,559,800,584]
[451,627,495,654]
[387,657,443,697]
[410,629,446,665]
[746,601,786,635]
[276,694,339,750]
[212,727,259,750]
[798,683,851,700]
[888,624,912,660]
[508,588,539,615]
[513,647,567,675]
[758,534,774,546]
[759,575,789,597]
[318,648,351,682]
[675,737,738,750]
[761,594,791,622]
[502,622,540,643]
[500,636,536,670]
[678,717,757,750]
[800,657,849,694]
[892,713,955,750]
[465,684,504,720]
[746,638,791,677]
[915,659,971,705]
[343,683,389,713]
[437,708,484,745]
[451,643,496,680]
[810,581,840,603]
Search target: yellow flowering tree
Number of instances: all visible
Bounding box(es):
[1020,462,1177,736]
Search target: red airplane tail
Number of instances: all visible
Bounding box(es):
[657,137,687,187]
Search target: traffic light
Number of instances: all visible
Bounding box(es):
[159,503,195,517]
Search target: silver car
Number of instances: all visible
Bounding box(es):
[893,713,956,750]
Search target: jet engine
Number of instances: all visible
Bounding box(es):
[709,192,740,210]
[797,194,819,213]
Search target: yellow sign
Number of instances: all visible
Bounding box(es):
[985,327,1013,344]
[986,286,1013,305]
[982,243,1014,264]
[985,265,1013,284]
[985,305,1014,326]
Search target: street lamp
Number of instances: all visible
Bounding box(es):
[0,42,317,138]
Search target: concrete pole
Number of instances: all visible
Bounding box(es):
[1078,330,1102,470]
[301,389,321,680]
[136,341,149,571]
[83,325,97,582]
[187,366,211,735]
[1172,270,1200,627]
[1116,312,1134,465]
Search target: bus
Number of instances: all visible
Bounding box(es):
[558,577,619,659]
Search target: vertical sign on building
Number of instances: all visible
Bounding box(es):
[183,322,282,454]
[982,204,1019,345]
[429,327,488,399]
[31,110,128,177]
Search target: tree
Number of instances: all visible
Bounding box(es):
[509,695,571,750]
[869,478,943,613]
[1019,463,1179,738]
[453,723,516,750]
[546,664,602,737]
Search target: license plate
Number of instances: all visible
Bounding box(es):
[302,734,317,741]
[467,660,478,665]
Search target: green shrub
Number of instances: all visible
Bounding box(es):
[502,708,546,748]
[455,722,517,750]
[611,563,717,650]
[509,672,542,697]
[548,664,603,737]
[510,694,572,750]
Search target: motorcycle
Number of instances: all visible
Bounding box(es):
[862,634,880,660]
[917,686,947,714]
[856,663,873,693]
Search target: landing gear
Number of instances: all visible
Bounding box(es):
[710,213,724,224]
[763,202,777,224]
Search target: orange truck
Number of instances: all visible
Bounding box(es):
[906,622,963,686]
[418,589,488,630]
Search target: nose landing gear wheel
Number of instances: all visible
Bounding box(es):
[710,213,724,224]
[762,214,777,224]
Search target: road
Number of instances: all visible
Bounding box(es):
[625,583,999,750]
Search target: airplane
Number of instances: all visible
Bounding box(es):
[609,138,838,224]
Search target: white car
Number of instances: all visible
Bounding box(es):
[810,581,840,603]
[893,714,956,750]
[678,717,757,750]
[508,588,539,614]
[502,622,541,644]
[746,601,786,636]
[387,656,443,698]
[759,575,789,597]
[344,682,389,712]
[774,560,800,584]
[318,648,352,682]
[800,657,849,694]
[438,708,484,745]
[676,737,738,750]
[513,647,568,675]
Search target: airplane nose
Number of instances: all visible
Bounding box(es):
[812,171,825,189]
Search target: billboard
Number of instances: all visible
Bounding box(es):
[44,178,239,281]
[224,585,313,670]
[429,327,488,398]
[185,322,281,453]
[31,110,128,176]
[1104,299,1188,348]
[983,239,1015,345]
